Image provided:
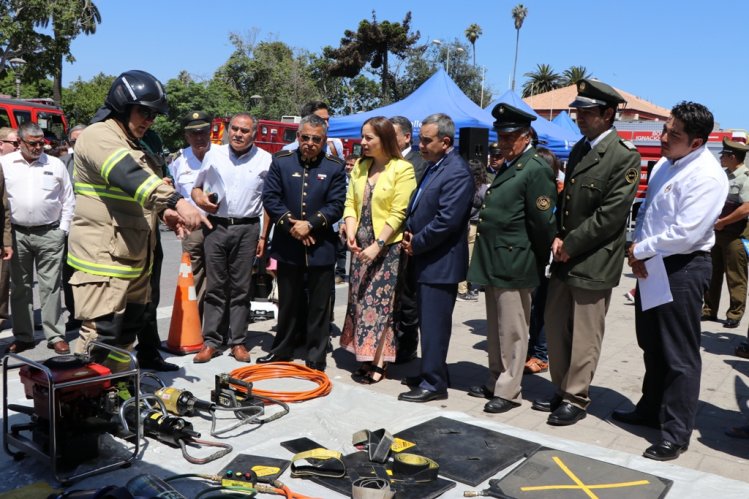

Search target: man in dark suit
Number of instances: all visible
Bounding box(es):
[390,115,428,365]
[398,113,474,403]
[259,114,346,371]
[533,79,640,425]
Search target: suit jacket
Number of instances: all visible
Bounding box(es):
[553,128,640,290]
[405,148,428,183]
[406,149,474,284]
[467,147,557,289]
[263,149,347,267]
[343,157,416,244]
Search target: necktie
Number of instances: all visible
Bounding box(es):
[581,141,592,157]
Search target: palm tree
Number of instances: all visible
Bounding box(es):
[561,65,592,87]
[521,63,561,97]
[464,23,482,67]
[510,4,528,91]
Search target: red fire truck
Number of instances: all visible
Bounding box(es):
[211,116,362,157]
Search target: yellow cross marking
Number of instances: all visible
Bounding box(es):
[519,456,650,498]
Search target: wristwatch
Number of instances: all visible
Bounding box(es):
[376,239,385,248]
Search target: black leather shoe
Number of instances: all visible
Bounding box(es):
[611,409,660,429]
[531,395,562,413]
[139,356,179,372]
[400,375,422,386]
[398,387,447,403]
[305,360,326,372]
[256,352,292,364]
[547,402,587,426]
[725,318,740,329]
[484,397,519,414]
[643,440,687,461]
[701,313,717,321]
[394,350,417,364]
[467,385,494,399]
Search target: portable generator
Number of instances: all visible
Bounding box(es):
[2,343,141,484]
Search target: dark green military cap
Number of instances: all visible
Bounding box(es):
[569,79,626,108]
[721,137,749,155]
[492,103,537,132]
[182,110,212,130]
[489,142,501,155]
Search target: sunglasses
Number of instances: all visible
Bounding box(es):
[299,134,323,144]
[136,106,159,120]
[1,140,18,147]
[22,139,45,148]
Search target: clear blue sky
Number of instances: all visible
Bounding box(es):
[63,0,747,130]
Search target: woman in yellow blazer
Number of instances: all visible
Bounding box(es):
[340,116,417,383]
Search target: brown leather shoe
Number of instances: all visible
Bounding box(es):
[5,340,35,354]
[230,344,252,363]
[524,357,548,374]
[49,340,70,355]
[193,345,220,363]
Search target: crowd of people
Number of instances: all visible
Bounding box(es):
[1,70,747,463]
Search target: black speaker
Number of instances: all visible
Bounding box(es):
[459,127,489,168]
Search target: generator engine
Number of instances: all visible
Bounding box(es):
[15,355,123,467]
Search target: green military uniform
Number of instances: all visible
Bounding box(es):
[467,104,557,410]
[486,142,502,184]
[703,139,749,326]
[544,79,641,415]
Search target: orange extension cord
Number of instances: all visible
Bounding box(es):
[228,362,332,403]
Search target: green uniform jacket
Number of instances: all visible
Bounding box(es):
[553,129,640,290]
[467,147,557,289]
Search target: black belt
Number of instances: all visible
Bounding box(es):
[12,221,60,232]
[208,215,259,226]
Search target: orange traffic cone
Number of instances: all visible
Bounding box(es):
[162,252,203,354]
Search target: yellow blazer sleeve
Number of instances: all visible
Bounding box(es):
[343,158,366,221]
[382,159,416,240]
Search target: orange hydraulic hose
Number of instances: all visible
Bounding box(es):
[228,362,332,403]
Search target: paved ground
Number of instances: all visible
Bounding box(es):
[2,230,749,493]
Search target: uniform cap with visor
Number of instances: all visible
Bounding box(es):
[182,111,212,131]
[569,79,626,109]
[721,137,749,155]
[491,103,537,132]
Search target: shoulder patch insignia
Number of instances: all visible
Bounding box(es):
[274,150,293,158]
[625,167,639,184]
[620,139,637,151]
[536,195,551,211]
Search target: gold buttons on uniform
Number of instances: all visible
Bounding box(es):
[571,179,576,184]
[566,195,570,200]
[564,211,569,215]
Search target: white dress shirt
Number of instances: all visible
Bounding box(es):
[1,150,75,232]
[169,146,205,211]
[633,146,728,259]
[193,144,271,218]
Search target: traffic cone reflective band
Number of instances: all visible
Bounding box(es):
[163,252,203,354]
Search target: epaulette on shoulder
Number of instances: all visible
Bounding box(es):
[274,149,294,158]
[326,154,345,165]
[620,139,637,151]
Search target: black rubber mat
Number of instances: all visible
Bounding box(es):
[393,416,541,486]
[489,447,672,498]
[219,454,290,483]
[280,437,455,498]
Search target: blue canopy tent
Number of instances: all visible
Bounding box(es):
[484,90,581,159]
[328,68,497,144]
[552,110,581,135]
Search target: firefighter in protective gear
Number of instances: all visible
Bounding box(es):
[68,70,208,369]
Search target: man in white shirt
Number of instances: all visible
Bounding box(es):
[192,113,271,363]
[2,122,75,354]
[618,101,728,461]
[170,111,211,316]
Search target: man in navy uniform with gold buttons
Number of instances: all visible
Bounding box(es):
[466,104,557,413]
[259,114,346,371]
[533,79,640,425]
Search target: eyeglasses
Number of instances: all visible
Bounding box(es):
[136,106,159,120]
[1,140,18,148]
[299,134,323,144]
[22,139,45,148]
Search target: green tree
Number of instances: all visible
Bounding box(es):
[521,63,560,97]
[309,54,381,114]
[511,4,528,92]
[464,23,482,67]
[323,10,420,103]
[0,0,49,92]
[37,0,102,105]
[561,65,592,87]
[0,71,51,99]
[60,72,113,125]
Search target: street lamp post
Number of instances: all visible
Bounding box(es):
[8,57,26,99]
[431,40,464,75]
